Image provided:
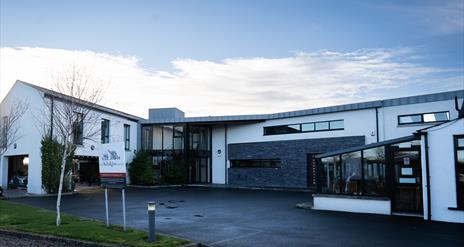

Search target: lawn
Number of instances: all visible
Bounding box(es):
[0,200,190,247]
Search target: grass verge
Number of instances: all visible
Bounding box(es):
[0,200,189,247]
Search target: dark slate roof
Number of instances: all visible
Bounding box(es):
[17,80,142,122]
[143,89,464,124]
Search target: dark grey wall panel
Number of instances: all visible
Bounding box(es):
[227,136,365,188]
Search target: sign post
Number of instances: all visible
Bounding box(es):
[99,142,127,230]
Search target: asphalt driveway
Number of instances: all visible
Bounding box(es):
[9,187,464,247]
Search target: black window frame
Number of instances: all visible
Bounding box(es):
[101,118,110,144]
[397,111,450,126]
[72,112,84,145]
[124,124,130,150]
[263,119,344,136]
[454,135,464,209]
[230,159,282,168]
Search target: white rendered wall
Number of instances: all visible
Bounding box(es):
[381,100,458,141]
[424,118,464,223]
[211,125,226,184]
[0,82,44,194]
[227,109,378,145]
[0,82,139,194]
[313,196,391,215]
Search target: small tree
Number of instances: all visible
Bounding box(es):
[0,99,29,156]
[128,150,154,185]
[41,66,104,226]
[41,136,74,194]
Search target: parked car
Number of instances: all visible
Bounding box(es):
[8,176,28,189]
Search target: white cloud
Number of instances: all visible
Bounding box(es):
[0,46,462,118]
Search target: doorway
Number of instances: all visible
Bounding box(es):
[7,155,29,189]
[390,143,423,214]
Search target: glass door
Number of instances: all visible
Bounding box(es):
[391,141,423,214]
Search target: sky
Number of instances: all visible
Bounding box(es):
[0,0,463,118]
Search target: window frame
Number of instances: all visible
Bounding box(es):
[101,118,110,144]
[263,119,344,136]
[72,112,84,145]
[230,159,282,168]
[124,124,130,150]
[454,135,464,209]
[397,111,450,126]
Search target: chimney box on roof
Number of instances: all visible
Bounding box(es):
[149,108,185,121]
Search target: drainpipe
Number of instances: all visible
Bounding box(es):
[224,124,228,185]
[420,131,432,221]
[375,107,379,143]
[50,96,54,138]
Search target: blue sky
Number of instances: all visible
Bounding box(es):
[0,0,463,117]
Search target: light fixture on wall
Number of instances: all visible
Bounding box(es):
[23,157,29,166]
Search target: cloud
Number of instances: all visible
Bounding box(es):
[372,0,464,35]
[0,46,462,118]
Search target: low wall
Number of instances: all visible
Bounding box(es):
[313,194,391,215]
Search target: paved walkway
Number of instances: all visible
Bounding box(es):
[10,187,464,247]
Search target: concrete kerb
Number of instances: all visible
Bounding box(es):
[129,184,313,193]
[1,191,78,199]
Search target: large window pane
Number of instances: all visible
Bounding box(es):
[320,156,341,193]
[162,126,173,150]
[264,124,301,135]
[301,123,315,132]
[342,151,362,195]
[456,136,464,208]
[153,126,162,150]
[329,120,344,130]
[315,122,329,131]
[399,115,422,124]
[363,147,386,195]
[423,112,449,122]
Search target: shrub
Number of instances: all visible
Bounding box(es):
[162,154,188,185]
[41,136,74,193]
[128,150,154,185]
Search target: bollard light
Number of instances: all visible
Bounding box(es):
[148,202,156,211]
[148,201,156,242]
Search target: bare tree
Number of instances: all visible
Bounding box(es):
[0,99,29,156]
[42,66,104,226]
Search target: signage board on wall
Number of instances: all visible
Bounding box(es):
[99,142,126,188]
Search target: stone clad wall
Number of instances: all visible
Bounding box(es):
[227,136,365,188]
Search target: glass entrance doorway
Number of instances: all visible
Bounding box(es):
[391,141,423,214]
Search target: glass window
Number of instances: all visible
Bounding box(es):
[230,159,281,168]
[152,126,162,150]
[329,120,344,130]
[101,119,110,144]
[399,115,422,124]
[173,126,184,150]
[301,123,315,132]
[162,126,174,150]
[142,126,152,150]
[264,124,301,135]
[455,136,464,208]
[315,121,329,131]
[398,111,449,125]
[363,147,386,195]
[320,156,341,193]
[124,124,130,150]
[423,112,449,122]
[72,112,83,145]
[342,151,362,195]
